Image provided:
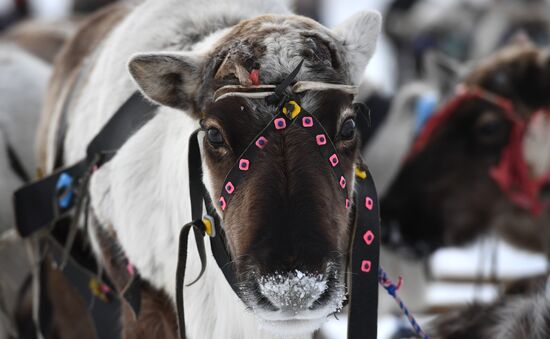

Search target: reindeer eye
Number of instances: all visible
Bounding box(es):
[474,111,508,146]
[340,118,356,140]
[207,128,224,146]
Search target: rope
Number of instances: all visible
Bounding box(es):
[378,266,429,339]
[59,158,97,269]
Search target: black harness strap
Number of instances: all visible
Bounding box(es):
[187,130,209,285]
[15,159,88,237]
[347,164,380,339]
[14,92,157,238]
[175,219,206,339]
[14,92,157,339]
[46,233,121,339]
[86,93,157,166]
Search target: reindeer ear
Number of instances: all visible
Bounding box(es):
[333,10,381,84]
[128,52,203,112]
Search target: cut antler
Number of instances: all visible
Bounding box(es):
[213,82,358,102]
[213,85,276,102]
[292,81,358,94]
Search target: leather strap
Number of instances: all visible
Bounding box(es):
[347,164,380,339]
[46,233,122,339]
[13,93,157,339]
[14,93,158,238]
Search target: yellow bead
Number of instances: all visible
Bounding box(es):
[355,167,367,180]
[283,101,301,119]
[289,101,301,119]
[202,218,213,237]
[89,278,108,302]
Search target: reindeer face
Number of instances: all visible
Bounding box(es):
[129,12,380,334]
[382,46,550,256]
[382,93,514,255]
[201,91,358,333]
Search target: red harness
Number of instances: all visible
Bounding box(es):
[410,86,550,215]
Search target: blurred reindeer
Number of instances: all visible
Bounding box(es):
[374,40,550,339]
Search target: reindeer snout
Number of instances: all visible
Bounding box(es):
[258,270,329,313]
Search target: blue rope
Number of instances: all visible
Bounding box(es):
[378,267,429,339]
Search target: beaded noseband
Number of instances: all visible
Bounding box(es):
[217,99,350,212]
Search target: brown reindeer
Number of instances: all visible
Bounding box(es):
[373,43,550,339]
[382,44,550,257]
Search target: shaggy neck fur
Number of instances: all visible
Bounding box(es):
[51,1,318,338]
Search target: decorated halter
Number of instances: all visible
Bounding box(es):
[410,85,550,215]
[217,100,350,211]
[175,61,385,339]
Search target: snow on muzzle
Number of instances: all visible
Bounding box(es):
[242,263,346,323]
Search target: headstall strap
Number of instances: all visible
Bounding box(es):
[490,109,550,215]
[343,164,380,339]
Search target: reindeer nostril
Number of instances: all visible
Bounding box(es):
[284,255,298,267]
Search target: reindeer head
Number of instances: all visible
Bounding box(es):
[128,12,381,335]
[382,45,550,256]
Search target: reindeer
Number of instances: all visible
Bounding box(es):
[374,41,550,339]
[34,1,381,338]
[381,44,550,256]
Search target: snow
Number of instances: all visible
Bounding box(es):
[429,236,548,281]
[425,282,499,307]
[27,0,72,19]
[258,270,339,313]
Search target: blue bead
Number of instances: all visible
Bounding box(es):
[56,172,74,209]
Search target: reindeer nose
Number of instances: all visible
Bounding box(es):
[281,255,299,269]
[258,271,328,313]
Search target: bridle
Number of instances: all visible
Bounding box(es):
[12,60,425,339]
[410,85,550,215]
[175,60,380,339]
